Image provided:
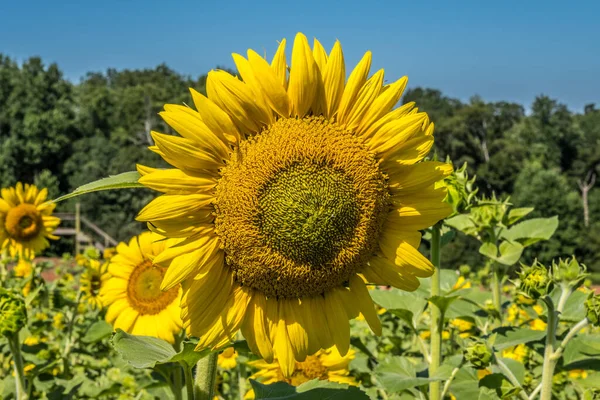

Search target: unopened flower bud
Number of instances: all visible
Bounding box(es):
[464,342,493,369]
[518,262,553,299]
[0,289,27,337]
[585,294,600,326]
[552,257,587,284]
[459,265,471,277]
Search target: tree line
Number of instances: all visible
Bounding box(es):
[1,56,598,272]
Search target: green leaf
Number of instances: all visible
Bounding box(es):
[445,214,475,232]
[417,269,459,295]
[496,241,524,265]
[428,295,460,318]
[375,356,436,393]
[492,327,546,350]
[449,367,480,399]
[500,216,559,247]
[370,289,427,328]
[492,358,525,384]
[479,242,498,259]
[81,320,113,343]
[506,208,534,225]
[350,337,377,359]
[559,290,588,322]
[562,334,600,369]
[170,342,210,369]
[430,354,464,380]
[250,379,369,399]
[111,329,177,368]
[52,171,143,203]
[479,241,523,265]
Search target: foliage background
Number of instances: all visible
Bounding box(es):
[1,56,599,272]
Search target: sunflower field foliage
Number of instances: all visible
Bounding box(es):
[1,33,600,400]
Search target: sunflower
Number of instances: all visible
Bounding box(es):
[136,33,452,374]
[217,347,238,370]
[0,183,60,258]
[100,232,183,343]
[14,258,33,278]
[248,347,356,389]
[80,259,109,310]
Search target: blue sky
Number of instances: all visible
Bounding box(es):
[2,0,598,112]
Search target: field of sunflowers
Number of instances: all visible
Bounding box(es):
[1,33,600,400]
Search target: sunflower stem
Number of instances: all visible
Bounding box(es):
[184,366,195,400]
[491,263,502,315]
[194,352,218,400]
[429,223,442,400]
[238,359,247,400]
[8,334,28,400]
[539,295,558,400]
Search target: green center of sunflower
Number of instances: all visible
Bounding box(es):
[257,164,360,266]
[215,117,389,298]
[127,260,179,315]
[5,204,42,241]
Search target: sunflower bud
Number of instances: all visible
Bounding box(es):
[517,261,553,299]
[0,288,27,337]
[442,162,477,215]
[459,264,471,277]
[585,294,600,326]
[552,257,587,285]
[464,342,493,369]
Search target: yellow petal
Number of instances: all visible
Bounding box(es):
[340,69,384,131]
[336,51,371,123]
[232,53,273,122]
[360,102,415,140]
[367,113,427,153]
[241,293,274,363]
[287,33,318,117]
[206,70,271,134]
[365,256,421,291]
[160,105,230,159]
[312,38,328,72]
[381,134,434,166]
[182,266,233,334]
[270,39,288,89]
[358,76,408,134]
[349,275,382,335]
[189,88,239,143]
[324,290,350,356]
[388,199,452,231]
[196,286,251,349]
[305,296,334,350]
[282,299,308,361]
[151,131,224,172]
[322,41,345,117]
[159,237,222,290]
[139,169,216,194]
[274,317,296,378]
[387,162,453,193]
[247,49,290,117]
[137,194,213,221]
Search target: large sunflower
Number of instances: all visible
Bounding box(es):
[0,183,60,258]
[137,33,452,375]
[100,232,183,343]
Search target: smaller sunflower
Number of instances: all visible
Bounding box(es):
[80,259,109,310]
[248,347,356,390]
[217,347,238,370]
[100,232,183,344]
[0,183,60,258]
[14,258,33,278]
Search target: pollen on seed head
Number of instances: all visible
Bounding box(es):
[215,116,389,299]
